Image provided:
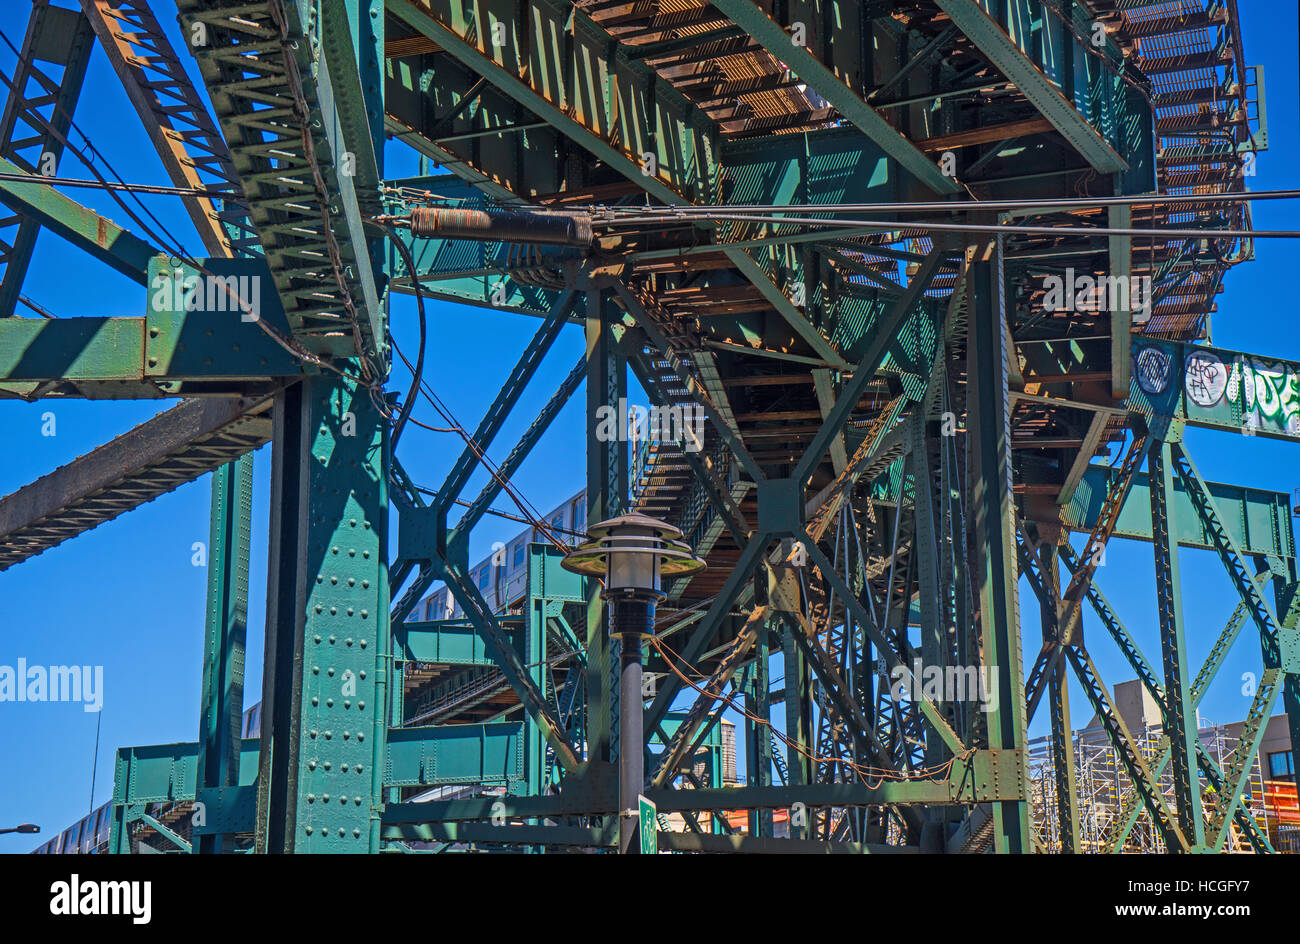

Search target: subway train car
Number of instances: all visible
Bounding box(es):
[416,490,585,621]
[33,493,590,854]
[33,703,264,854]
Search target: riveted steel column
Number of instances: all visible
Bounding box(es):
[965,235,1032,852]
[1038,546,1080,853]
[746,627,774,837]
[782,617,814,839]
[1148,439,1206,848]
[196,453,252,853]
[255,375,389,852]
[585,288,625,769]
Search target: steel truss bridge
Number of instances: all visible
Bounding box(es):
[1,0,1295,854]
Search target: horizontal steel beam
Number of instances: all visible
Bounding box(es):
[385,723,525,786]
[1059,464,1295,561]
[0,396,272,571]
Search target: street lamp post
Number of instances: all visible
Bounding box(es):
[561,513,704,854]
[0,823,39,836]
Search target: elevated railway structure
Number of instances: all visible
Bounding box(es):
[2,0,1295,853]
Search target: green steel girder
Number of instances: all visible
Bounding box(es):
[1050,545,1274,853]
[1147,440,1206,846]
[382,822,618,847]
[396,349,586,575]
[253,374,391,854]
[965,238,1032,852]
[1061,463,1296,562]
[1064,644,1188,851]
[196,453,253,854]
[795,250,947,483]
[0,257,303,383]
[384,47,569,201]
[386,723,525,786]
[0,396,272,569]
[801,536,966,757]
[1204,667,1282,850]
[386,0,954,366]
[0,156,156,284]
[395,620,495,665]
[378,748,1024,824]
[708,0,959,195]
[934,0,1132,175]
[110,721,528,840]
[1128,337,1300,443]
[113,738,260,807]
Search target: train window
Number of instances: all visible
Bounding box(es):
[512,541,525,568]
[477,569,489,590]
[572,499,585,534]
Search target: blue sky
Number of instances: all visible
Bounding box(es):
[0,4,1296,849]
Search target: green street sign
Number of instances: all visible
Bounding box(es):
[638,795,657,855]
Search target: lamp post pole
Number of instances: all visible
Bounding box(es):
[560,512,705,855]
[613,592,654,853]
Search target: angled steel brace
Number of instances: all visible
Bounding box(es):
[452,354,587,541]
[440,564,582,773]
[0,0,95,313]
[1064,646,1189,852]
[1169,442,1290,660]
[1148,439,1205,844]
[801,535,965,757]
[650,606,767,788]
[645,532,771,734]
[436,290,576,513]
[934,0,1128,174]
[0,395,272,571]
[795,250,947,484]
[0,156,157,283]
[1054,545,1271,852]
[722,248,849,368]
[709,0,960,195]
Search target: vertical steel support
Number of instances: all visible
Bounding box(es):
[1038,546,1080,853]
[255,376,390,852]
[782,618,814,839]
[196,453,253,853]
[1108,203,1132,399]
[584,289,625,768]
[1148,440,1206,847]
[965,236,1031,852]
[746,628,774,837]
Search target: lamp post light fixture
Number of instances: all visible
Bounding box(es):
[561,512,705,853]
[0,823,39,835]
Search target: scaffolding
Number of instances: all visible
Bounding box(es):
[1030,721,1277,853]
